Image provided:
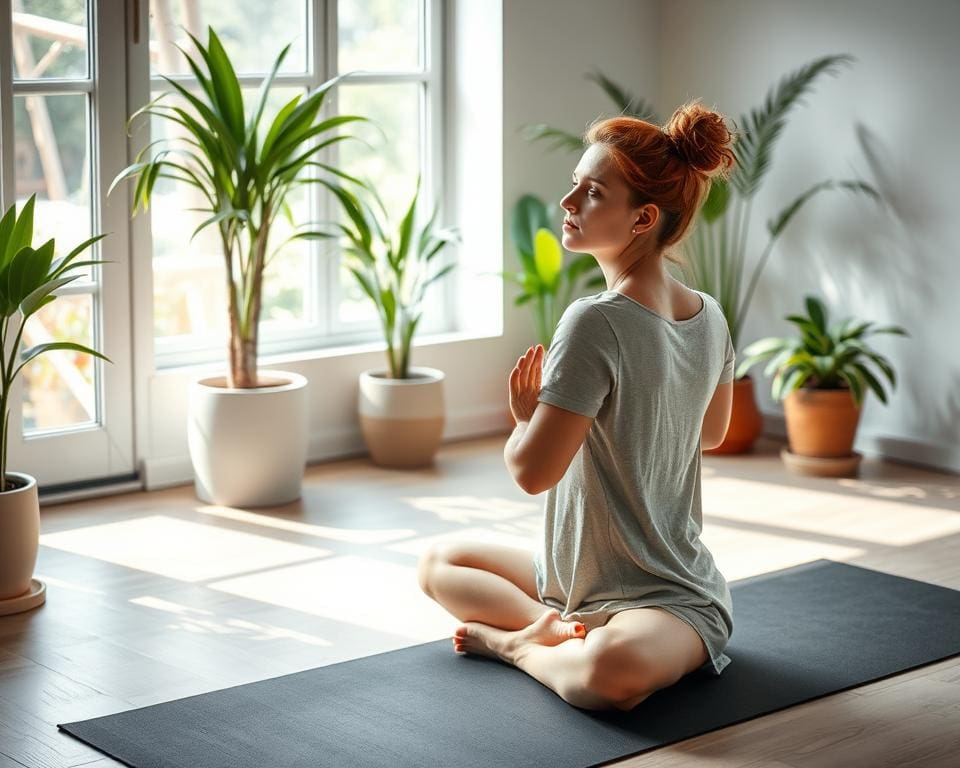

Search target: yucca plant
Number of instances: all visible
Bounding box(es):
[0,195,111,490]
[523,57,880,361]
[500,194,604,347]
[321,174,460,379]
[735,295,907,407]
[110,27,369,388]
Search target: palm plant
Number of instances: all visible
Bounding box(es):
[735,295,907,407]
[0,195,111,490]
[110,27,369,388]
[502,194,604,347]
[321,174,460,379]
[523,56,880,361]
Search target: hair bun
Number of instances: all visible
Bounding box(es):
[663,99,736,178]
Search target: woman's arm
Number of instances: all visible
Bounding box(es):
[505,345,593,494]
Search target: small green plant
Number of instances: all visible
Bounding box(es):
[323,174,460,379]
[0,195,111,490]
[110,27,368,388]
[735,295,907,407]
[501,194,604,347]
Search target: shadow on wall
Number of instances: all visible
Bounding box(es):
[830,122,959,457]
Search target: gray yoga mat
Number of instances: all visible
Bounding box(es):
[59,559,960,768]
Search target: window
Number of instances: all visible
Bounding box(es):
[6,1,98,433]
[1,2,135,487]
[139,0,447,369]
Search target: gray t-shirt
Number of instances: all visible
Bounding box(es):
[533,288,736,676]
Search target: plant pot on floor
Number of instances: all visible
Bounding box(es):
[703,374,764,455]
[188,371,309,506]
[780,386,863,477]
[359,367,445,468]
[0,473,47,616]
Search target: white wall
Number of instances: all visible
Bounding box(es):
[142,0,659,488]
[658,0,960,473]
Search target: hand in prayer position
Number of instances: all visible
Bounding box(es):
[510,344,544,425]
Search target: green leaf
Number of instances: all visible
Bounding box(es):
[49,234,109,280]
[849,361,887,404]
[395,175,422,270]
[865,324,909,337]
[533,229,562,288]
[804,295,828,332]
[20,274,82,317]
[3,195,36,268]
[15,341,112,381]
[701,178,731,223]
[837,368,864,407]
[199,27,245,141]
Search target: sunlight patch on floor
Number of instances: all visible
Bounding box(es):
[702,525,865,582]
[40,515,328,582]
[129,595,333,647]
[208,555,456,640]
[195,505,416,544]
[386,526,538,557]
[703,477,960,546]
[401,495,539,524]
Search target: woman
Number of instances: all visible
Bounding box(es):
[417,99,738,712]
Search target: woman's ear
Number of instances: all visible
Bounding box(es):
[633,203,660,234]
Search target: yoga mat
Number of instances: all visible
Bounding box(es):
[59,559,960,768]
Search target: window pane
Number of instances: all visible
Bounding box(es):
[336,82,421,325]
[149,0,308,77]
[147,86,311,346]
[11,0,89,80]
[13,93,94,282]
[22,293,98,433]
[339,0,421,73]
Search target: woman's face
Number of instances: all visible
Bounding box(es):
[559,143,659,256]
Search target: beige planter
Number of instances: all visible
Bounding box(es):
[188,371,309,506]
[0,472,46,614]
[359,367,445,467]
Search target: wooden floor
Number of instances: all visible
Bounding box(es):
[1,433,959,767]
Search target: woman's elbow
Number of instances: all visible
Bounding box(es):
[516,468,554,495]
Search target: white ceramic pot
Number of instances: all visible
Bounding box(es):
[358,367,445,467]
[188,370,309,506]
[0,472,39,599]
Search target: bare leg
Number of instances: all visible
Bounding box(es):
[426,560,549,630]
[418,542,585,636]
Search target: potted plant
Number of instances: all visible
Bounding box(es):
[322,174,459,467]
[522,57,880,454]
[499,194,604,348]
[0,195,109,615]
[735,294,907,476]
[110,28,368,506]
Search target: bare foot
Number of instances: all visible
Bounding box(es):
[452,609,586,661]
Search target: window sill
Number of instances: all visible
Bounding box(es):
[154,326,504,378]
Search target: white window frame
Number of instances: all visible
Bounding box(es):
[0,0,136,490]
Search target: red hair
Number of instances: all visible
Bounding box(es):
[584,99,737,264]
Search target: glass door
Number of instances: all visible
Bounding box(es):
[0,1,134,488]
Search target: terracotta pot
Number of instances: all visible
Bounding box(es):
[783,386,861,457]
[703,375,764,455]
[359,367,445,468]
[0,473,40,599]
